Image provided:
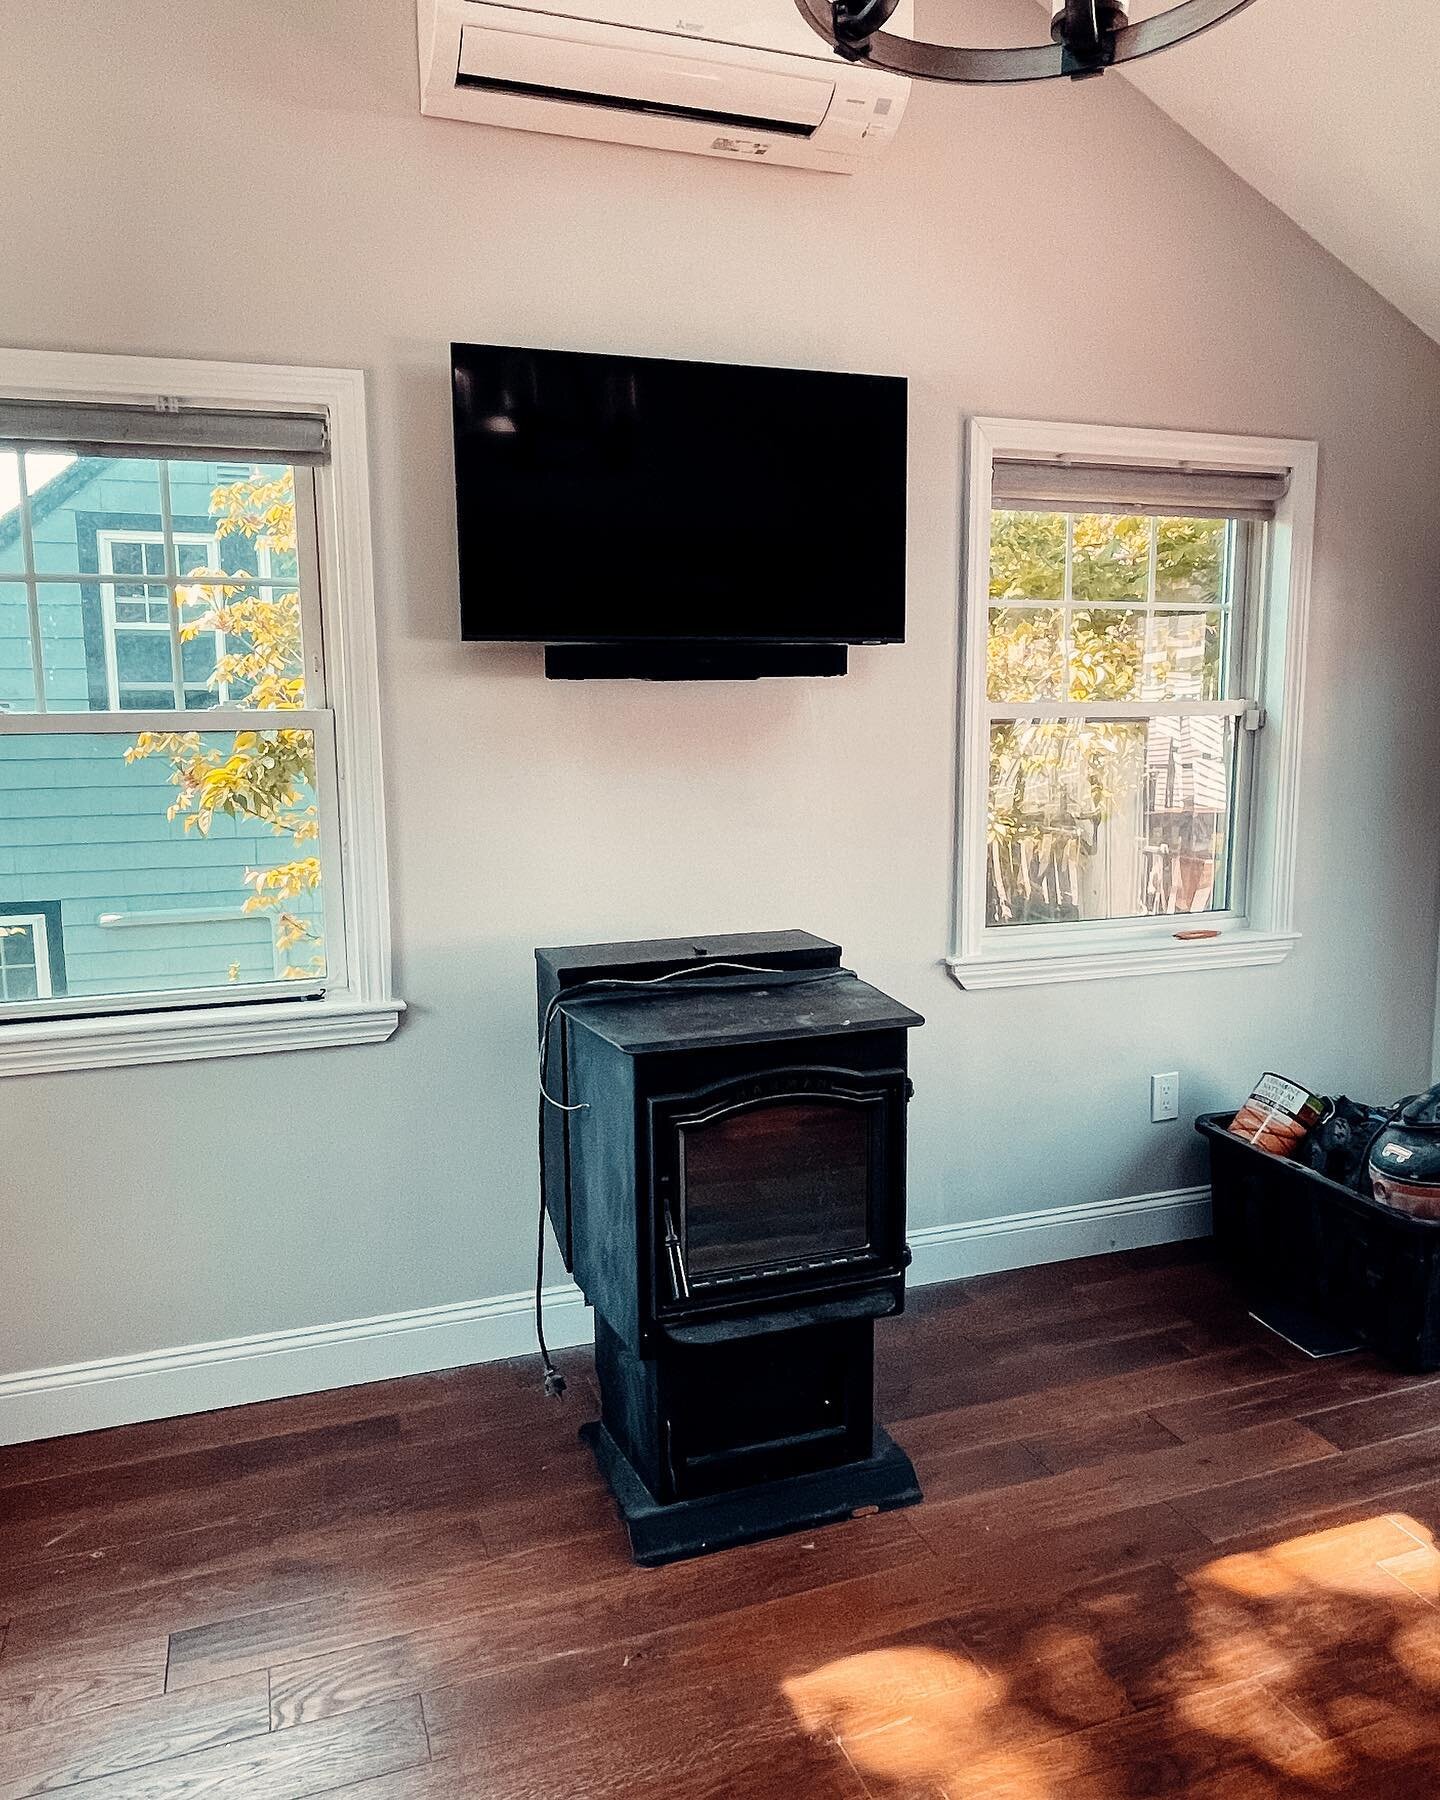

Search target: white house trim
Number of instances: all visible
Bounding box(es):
[0,347,400,1074]
[952,416,1316,990]
[0,1184,1210,1446]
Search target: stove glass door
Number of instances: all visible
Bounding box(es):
[678,1093,876,1282]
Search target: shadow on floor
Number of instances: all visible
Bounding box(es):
[782,1506,1440,1798]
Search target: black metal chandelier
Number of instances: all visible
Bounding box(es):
[792,0,1261,83]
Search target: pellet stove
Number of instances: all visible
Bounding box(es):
[536,931,924,1565]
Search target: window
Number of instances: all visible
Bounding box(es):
[952,419,1316,989]
[98,529,226,707]
[0,350,399,1074]
[0,903,64,1001]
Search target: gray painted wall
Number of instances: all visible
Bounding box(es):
[2,0,1439,1377]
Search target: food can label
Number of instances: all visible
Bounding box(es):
[1229,1071,1328,1156]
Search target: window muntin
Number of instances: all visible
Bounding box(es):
[983,509,1254,931]
[0,434,338,1020]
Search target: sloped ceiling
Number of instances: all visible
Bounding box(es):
[1117,0,1440,345]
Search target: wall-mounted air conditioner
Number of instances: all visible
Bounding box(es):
[417,0,913,174]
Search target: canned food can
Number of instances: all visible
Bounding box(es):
[1228,1073,1328,1158]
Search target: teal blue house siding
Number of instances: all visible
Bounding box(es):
[0,458,318,1000]
[0,736,280,996]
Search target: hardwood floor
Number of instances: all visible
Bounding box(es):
[7,1244,1440,1795]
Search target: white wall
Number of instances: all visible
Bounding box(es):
[3,0,1440,1389]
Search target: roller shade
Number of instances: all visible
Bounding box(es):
[992,457,1289,521]
[0,399,329,464]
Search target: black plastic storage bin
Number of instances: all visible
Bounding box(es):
[1198,1111,1440,1372]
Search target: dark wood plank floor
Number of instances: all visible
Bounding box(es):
[7,1244,1440,1796]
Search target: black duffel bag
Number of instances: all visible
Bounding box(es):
[1296,1095,1400,1194]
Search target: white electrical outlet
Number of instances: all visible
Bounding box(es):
[1151,1071,1180,1123]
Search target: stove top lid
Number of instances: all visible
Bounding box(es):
[558,967,923,1056]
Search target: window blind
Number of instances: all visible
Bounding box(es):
[991,457,1289,521]
[0,399,329,464]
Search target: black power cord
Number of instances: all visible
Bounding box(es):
[532,960,857,1395]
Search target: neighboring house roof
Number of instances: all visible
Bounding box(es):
[0,457,120,556]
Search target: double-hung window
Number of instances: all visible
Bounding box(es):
[98,528,226,709]
[0,349,399,1073]
[952,419,1316,988]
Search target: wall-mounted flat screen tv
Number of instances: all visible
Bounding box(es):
[451,343,907,644]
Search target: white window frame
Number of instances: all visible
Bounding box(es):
[950,417,1316,990]
[0,912,52,1001]
[0,348,401,1073]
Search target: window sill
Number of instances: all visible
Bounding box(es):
[0,995,405,1078]
[947,929,1300,991]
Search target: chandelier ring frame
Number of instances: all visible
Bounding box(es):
[792,0,1261,83]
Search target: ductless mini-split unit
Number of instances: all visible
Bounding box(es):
[416,0,913,173]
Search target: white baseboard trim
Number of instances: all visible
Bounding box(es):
[0,1185,1210,1448]
[906,1184,1213,1286]
[0,1285,594,1450]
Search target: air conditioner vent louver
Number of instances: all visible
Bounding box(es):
[455,70,818,138]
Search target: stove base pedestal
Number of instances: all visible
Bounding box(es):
[580,1418,922,1567]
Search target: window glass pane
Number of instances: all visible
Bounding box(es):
[1071,514,1151,603]
[0,583,37,711]
[987,605,1063,702]
[208,463,301,585]
[29,457,160,576]
[0,454,308,712]
[176,575,304,712]
[987,716,1235,927]
[114,631,174,684]
[1069,606,1143,701]
[265,544,300,585]
[5,961,39,1001]
[1155,517,1227,605]
[1143,610,1224,701]
[36,585,96,712]
[12,454,78,574]
[181,633,223,686]
[174,536,217,579]
[989,510,1065,602]
[0,453,23,573]
[0,729,327,1002]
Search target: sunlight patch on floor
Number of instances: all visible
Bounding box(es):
[780,1515,1440,1798]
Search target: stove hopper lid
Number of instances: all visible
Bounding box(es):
[558,967,923,1057]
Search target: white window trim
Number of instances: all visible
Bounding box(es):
[0,912,52,1001]
[0,347,402,1073]
[949,416,1317,991]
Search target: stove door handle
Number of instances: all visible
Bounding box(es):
[663,1211,691,1302]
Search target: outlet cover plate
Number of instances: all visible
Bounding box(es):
[1152,1071,1180,1123]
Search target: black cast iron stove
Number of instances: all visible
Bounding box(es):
[536,931,924,1565]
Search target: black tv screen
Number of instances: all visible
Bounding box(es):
[451,344,907,644]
